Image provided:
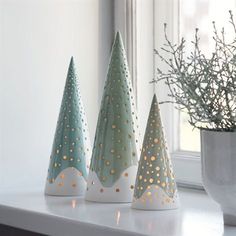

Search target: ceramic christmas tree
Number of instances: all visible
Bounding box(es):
[45,57,91,196]
[132,94,179,210]
[85,32,139,203]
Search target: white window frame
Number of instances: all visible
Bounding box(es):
[114,0,202,188]
[153,0,202,188]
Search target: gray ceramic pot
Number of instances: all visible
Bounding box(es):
[201,129,236,226]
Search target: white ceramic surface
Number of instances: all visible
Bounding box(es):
[1,188,236,236]
[45,167,87,196]
[85,166,137,203]
[201,130,236,226]
[132,185,179,210]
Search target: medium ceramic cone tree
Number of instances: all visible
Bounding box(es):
[45,57,91,196]
[132,95,179,210]
[85,32,139,203]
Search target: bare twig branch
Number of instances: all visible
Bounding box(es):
[154,11,236,131]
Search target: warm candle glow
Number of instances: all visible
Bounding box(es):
[116,210,121,225]
[71,200,77,209]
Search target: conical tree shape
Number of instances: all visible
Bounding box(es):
[132,94,179,210]
[85,32,139,203]
[45,57,91,196]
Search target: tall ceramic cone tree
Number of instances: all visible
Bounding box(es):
[45,57,91,196]
[132,94,179,210]
[85,32,140,203]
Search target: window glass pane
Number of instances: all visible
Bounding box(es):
[180,111,200,152]
[179,0,236,152]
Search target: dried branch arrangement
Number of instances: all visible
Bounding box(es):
[153,11,236,131]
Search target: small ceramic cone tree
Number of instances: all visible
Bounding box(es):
[132,95,179,210]
[45,57,91,196]
[85,32,139,203]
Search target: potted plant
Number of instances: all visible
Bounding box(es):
[154,10,236,225]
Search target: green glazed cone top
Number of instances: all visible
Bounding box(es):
[47,57,90,183]
[133,94,177,199]
[89,32,140,187]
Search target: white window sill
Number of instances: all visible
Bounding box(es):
[172,151,202,188]
[0,187,235,236]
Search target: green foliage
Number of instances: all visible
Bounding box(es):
[153,11,236,131]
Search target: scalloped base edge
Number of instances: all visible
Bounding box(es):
[132,184,179,210]
[45,167,87,196]
[85,165,137,203]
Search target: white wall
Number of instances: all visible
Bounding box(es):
[0,0,113,189]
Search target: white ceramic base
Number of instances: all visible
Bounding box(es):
[85,166,137,203]
[222,207,236,226]
[201,130,236,225]
[132,185,179,210]
[45,167,87,196]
